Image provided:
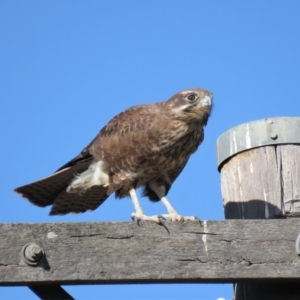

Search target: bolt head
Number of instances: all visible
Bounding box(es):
[270,133,278,139]
[22,243,44,266]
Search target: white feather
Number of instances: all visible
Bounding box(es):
[67,160,109,193]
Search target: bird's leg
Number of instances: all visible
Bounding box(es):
[148,181,198,222]
[129,188,165,224]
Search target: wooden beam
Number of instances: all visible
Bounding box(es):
[1,220,300,285]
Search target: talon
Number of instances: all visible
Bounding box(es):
[157,215,166,223]
[131,215,141,226]
[157,217,169,234]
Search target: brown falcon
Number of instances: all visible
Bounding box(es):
[15,88,213,223]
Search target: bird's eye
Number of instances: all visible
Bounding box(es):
[187,94,196,101]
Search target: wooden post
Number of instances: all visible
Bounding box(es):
[217,117,300,300]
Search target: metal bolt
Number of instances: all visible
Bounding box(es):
[270,132,278,139]
[267,119,278,139]
[22,243,44,266]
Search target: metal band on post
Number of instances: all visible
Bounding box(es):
[216,117,300,171]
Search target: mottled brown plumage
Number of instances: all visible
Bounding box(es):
[15,88,213,222]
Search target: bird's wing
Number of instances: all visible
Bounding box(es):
[55,142,94,172]
[89,103,184,173]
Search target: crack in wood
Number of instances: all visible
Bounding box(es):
[242,257,253,266]
[70,234,134,239]
[185,231,219,235]
[175,258,210,264]
[220,239,232,243]
[176,259,197,262]
[0,263,9,266]
[70,233,105,238]
[106,235,134,240]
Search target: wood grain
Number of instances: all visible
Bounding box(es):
[1,220,300,285]
[221,145,300,219]
[280,145,300,214]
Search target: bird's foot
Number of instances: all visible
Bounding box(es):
[131,212,166,225]
[160,213,198,223]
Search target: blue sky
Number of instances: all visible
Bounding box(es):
[1,1,299,299]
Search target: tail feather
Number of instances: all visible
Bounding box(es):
[15,160,109,215]
[14,160,91,207]
[50,185,109,215]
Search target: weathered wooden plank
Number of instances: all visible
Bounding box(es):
[221,146,282,218]
[1,220,300,285]
[220,145,300,219]
[279,145,300,214]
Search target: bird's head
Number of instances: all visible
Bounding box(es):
[167,88,213,125]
